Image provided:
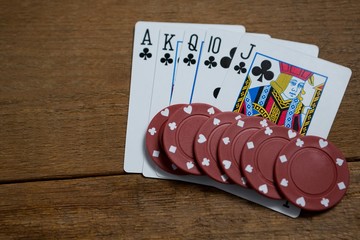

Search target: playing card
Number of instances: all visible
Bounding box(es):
[124,21,162,173]
[171,29,207,104]
[271,38,319,57]
[124,22,245,173]
[215,34,351,138]
[147,27,185,119]
[191,29,246,104]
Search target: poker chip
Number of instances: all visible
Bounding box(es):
[241,126,299,199]
[145,104,187,175]
[218,116,274,187]
[162,103,221,175]
[274,135,349,211]
[194,111,243,183]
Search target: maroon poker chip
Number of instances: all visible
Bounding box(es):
[274,135,349,211]
[241,126,299,199]
[218,116,274,187]
[162,103,221,175]
[194,111,244,183]
[145,104,187,175]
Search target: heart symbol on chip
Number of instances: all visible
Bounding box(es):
[186,161,194,169]
[207,107,215,115]
[258,184,268,194]
[222,160,231,169]
[321,198,329,207]
[336,158,344,166]
[288,129,297,139]
[168,122,177,131]
[161,108,169,117]
[222,137,230,145]
[183,105,192,114]
[280,178,288,187]
[296,197,306,207]
[319,139,328,148]
[197,134,207,144]
[245,164,253,173]
[213,118,220,125]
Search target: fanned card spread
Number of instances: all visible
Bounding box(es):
[124,21,351,218]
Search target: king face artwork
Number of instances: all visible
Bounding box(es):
[233,53,327,135]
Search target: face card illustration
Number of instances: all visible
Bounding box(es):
[215,35,351,138]
[171,29,207,104]
[191,29,246,104]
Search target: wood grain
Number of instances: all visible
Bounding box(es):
[0,161,359,239]
[0,0,359,238]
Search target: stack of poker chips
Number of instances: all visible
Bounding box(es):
[146,103,349,212]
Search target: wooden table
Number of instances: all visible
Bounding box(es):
[1,1,359,238]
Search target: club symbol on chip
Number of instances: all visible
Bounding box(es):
[264,127,273,136]
[148,127,156,136]
[296,138,304,147]
[139,47,152,60]
[202,158,210,166]
[168,122,177,131]
[321,198,330,207]
[260,119,268,127]
[245,164,253,173]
